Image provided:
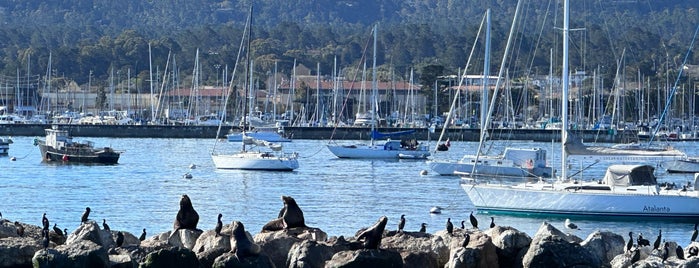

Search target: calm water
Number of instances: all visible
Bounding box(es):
[2,136,699,246]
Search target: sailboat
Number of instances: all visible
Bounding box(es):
[428,9,553,177]
[211,5,299,171]
[460,0,699,219]
[326,25,431,159]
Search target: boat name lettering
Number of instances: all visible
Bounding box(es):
[642,205,670,213]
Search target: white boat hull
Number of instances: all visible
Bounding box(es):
[227,131,290,142]
[462,180,699,219]
[211,151,299,171]
[429,160,553,177]
[664,159,699,173]
[327,143,430,159]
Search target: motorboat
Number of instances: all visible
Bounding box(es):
[0,137,12,155]
[35,127,121,164]
[429,147,554,177]
[327,130,431,159]
[664,158,699,173]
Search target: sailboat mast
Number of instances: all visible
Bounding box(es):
[480,9,491,130]
[561,0,570,180]
[242,4,253,151]
[371,24,377,146]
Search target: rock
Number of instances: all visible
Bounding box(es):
[402,251,439,268]
[168,228,203,250]
[109,252,137,268]
[581,230,625,265]
[141,247,200,268]
[325,249,403,267]
[198,247,228,268]
[381,231,448,266]
[66,221,114,249]
[485,226,531,268]
[287,239,338,268]
[522,222,601,268]
[443,231,498,268]
[254,227,326,268]
[33,240,110,268]
[0,237,43,267]
[0,219,20,238]
[211,251,276,268]
[194,229,232,254]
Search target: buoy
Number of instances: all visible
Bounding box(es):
[10,156,16,161]
[62,155,69,161]
[420,170,428,175]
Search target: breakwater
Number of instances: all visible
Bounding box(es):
[0,123,633,142]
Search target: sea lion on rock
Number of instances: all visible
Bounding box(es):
[231,221,261,260]
[356,216,388,249]
[261,195,306,232]
[173,194,199,231]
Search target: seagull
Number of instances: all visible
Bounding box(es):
[189,163,197,169]
[430,206,442,214]
[564,219,578,230]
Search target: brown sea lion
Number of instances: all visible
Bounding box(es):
[173,194,199,231]
[356,216,388,249]
[261,195,306,232]
[231,221,261,260]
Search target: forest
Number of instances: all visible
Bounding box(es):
[0,0,698,120]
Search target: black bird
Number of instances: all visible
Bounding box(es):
[215,214,223,236]
[42,229,49,249]
[398,215,405,232]
[81,207,91,223]
[692,223,698,242]
[446,218,453,235]
[653,229,662,250]
[14,221,24,237]
[0,211,2,219]
[637,233,650,247]
[626,232,633,252]
[564,219,578,230]
[662,242,669,262]
[490,217,496,228]
[139,228,146,241]
[42,213,49,230]
[53,223,63,237]
[102,219,111,231]
[116,231,124,247]
[460,220,465,229]
[419,223,427,233]
[677,245,685,260]
[630,247,641,263]
[469,212,478,229]
[462,233,470,248]
[64,228,68,237]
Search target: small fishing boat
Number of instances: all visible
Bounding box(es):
[35,126,121,164]
[0,136,12,155]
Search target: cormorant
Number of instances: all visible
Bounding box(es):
[653,229,662,250]
[677,245,685,260]
[41,213,49,230]
[692,223,698,242]
[446,218,453,235]
[419,223,427,233]
[53,223,63,236]
[462,233,470,248]
[81,207,91,223]
[469,212,478,229]
[116,231,124,247]
[215,214,223,236]
[139,228,146,241]
[102,219,111,231]
[626,232,633,252]
[398,214,405,232]
[490,217,496,228]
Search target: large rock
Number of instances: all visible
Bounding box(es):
[32,240,110,268]
[444,231,498,268]
[0,236,42,267]
[522,222,601,268]
[141,247,200,268]
[325,249,403,268]
[254,227,326,268]
[212,251,276,268]
[194,229,232,254]
[485,226,531,268]
[66,221,114,249]
[581,230,625,266]
[382,231,448,266]
[287,239,339,268]
[168,229,203,250]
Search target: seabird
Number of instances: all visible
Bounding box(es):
[10,156,16,161]
[42,229,49,249]
[116,231,124,247]
[0,211,2,219]
[183,173,193,179]
[692,223,698,242]
[469,212,478,229]
[489,217,496,228]
[419,223,427,233]
[103,219,111,231]
[42,213,49,230]
[81,207,91,223]
[53,223,63,237]
[630,247,640,263]
[662,242,669,262]
[446,218,453,235]
[189,163,197,169]
[637,233,650,247]
[462,233,470,248]
[677,245,685,260]
[653,229,662,250]
[398,214,405,232]
[215,214,223,236]
[14,221,24,237]
[689,246,699,257]
[139,228,147,241]
[64,228,68,237]
[430,206,442,214]
[626,232,633,252]
[564,219,578,230]
[460,220,465,229]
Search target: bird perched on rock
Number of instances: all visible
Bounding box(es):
[398,214,405,232]
[490,217,496,228]
[446,218,453,235]
[469,212,478,229]
[692,223,698,242]
[677,245,685,260]
[53,223,63,237]
[637,233,650,247]
[14,221,24,237]
[419,223,427,233]
[0,211,2,219]
[139,228,146,241]
[42,229,49,249]
[64,228,68,237]
[688,246,699,258]
[653,229,662,250]
[662,242,669,262]
[116,231,124,247]
[42,213,49,230]
[626,232,633,252]
[81,207,91,223]
[462,233,470,248]
[103,219,111,231]
[215,214,223,236]
[564,219,578,230]
[460,220,465,229]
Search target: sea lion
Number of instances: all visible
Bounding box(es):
[261,195,306,232]
[231,221,261,260]
[356,216,388,249]
[173,194,199,231]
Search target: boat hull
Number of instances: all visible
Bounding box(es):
[38,143,120,164]
[461,180,699,219]
[664,159,699,173]
[327,143,430,159]
[0,143,8,155]
[211,152,299,171]
[227,131,291,142]
[429,160,553,177]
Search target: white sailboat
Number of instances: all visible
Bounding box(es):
[211,5,299,171]
[326,24,430,159]
[460,0,699,220]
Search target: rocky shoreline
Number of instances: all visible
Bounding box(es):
[2,195,698,268]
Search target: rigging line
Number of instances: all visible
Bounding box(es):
[649,23,699,146]
[595,0,619,63]
[526,0,553,74]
